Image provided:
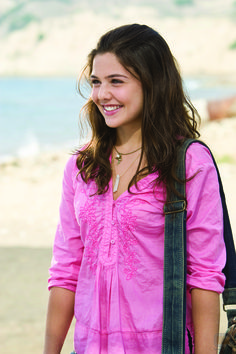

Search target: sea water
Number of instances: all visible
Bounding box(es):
[0,76,236,162]
[0,77,86,162]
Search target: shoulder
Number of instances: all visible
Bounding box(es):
[62,153,80,188]
[63,143,89,176]
[64,153,79,174]
[185,141,215,177]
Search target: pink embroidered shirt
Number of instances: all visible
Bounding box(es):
[48,143,226,354]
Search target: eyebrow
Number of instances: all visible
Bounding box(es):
[90,74,128,79]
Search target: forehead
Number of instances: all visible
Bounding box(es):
[91,52,130,76]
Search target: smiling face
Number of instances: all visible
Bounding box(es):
[90,52,144,132]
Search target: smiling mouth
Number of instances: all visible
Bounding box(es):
[103,105,122,112]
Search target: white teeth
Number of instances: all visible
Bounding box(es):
[104,105,121,111]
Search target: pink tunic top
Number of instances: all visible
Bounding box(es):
[48,143,226,354]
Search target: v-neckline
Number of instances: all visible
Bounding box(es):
[110,173,155,202]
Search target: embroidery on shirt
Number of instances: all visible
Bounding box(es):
[116,198,147,280]
[78,181,104,273]
[76,175,157,279]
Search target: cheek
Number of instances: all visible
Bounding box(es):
[91,88,98,104]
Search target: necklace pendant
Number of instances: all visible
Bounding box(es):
[113,174,120,193]
[115,153,122,164]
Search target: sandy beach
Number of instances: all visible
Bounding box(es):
[1,3,236,352]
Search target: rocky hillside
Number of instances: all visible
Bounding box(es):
[0,0,236,77]
[1,0,235,32]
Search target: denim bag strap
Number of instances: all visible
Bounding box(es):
[162,141,188,354]
[162,200,187,354]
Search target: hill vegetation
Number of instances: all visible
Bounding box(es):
[1,0,235,34]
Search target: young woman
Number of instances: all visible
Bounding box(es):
[44,24,226,354]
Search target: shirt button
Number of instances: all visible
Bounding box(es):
[110,239,115,245]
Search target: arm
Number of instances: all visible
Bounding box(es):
[44,287,75,354]
[44,156,84,353]
[185,144,226,353]
[191,288,220,354]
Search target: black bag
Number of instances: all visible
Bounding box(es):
[220,317,236,354]
[162,139,236,354]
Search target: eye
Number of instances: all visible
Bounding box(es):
[111,78,123,84]
[90,78,100,86]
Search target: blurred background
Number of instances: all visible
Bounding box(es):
[0,0,236,352]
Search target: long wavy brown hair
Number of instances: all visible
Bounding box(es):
[76,24,200,201]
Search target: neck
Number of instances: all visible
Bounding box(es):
[115,126,142,152]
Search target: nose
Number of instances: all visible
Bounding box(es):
[98,83,112,101]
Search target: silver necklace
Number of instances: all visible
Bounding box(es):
[113,155,140,193]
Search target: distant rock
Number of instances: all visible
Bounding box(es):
[207,96,236,120]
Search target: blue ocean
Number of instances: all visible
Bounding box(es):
[0,76,236,163]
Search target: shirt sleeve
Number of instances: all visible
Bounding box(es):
[185,143,226,294]
[48,155,84,292]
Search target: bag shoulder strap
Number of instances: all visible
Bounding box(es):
[162,140,188,354]
[162,139,236,354]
